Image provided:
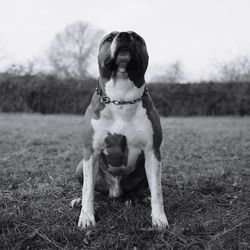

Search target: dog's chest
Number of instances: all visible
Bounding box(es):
[92,102,152,150]
[92,104,151,179]
[91,79,153,169]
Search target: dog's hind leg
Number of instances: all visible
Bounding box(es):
[76,159,84,185]
[70,160,84,208]
[70,197,81,208]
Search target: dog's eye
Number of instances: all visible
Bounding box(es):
[135,37,142,42]
[106,37,113,42]
[132,33,144,43]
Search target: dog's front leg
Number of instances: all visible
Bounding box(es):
[144,150,169,229]
[78,152,99,228]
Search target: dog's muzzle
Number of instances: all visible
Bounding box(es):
[111,32,134,60]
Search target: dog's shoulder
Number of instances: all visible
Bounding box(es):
[142,94,162,160]
[85,93,105,120]
[81,93,106,159]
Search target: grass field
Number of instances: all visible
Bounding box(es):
[0,113,249,249]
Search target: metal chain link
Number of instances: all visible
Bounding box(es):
[95,87,148,105]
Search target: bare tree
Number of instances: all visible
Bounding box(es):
[214,55,250,82]
[152,61,185,83]
[48,21,104,79]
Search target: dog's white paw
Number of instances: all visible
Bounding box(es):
[78,211,95,229]
[70,198,82,208]
[152,213,169,229]
[124,199,132,207]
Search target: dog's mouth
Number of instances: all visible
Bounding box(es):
[115,48,131,67]
[103,44,143,75]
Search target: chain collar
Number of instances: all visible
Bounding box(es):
[95,87,148,105]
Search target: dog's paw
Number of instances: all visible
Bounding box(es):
[152,213,169,229]
[78,211,96,229]
[124,199,132,207]
[70,198,82,208]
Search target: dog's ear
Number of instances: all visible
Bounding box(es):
[98,54,116,79]
[127,53,148,87]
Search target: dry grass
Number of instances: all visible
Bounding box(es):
[0,114,249,249]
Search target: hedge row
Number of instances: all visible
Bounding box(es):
[148,82,250,116]
[0,74,250,116]
[0,74,96,114]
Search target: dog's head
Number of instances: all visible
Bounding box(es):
[98,31,149,87]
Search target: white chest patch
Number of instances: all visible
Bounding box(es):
[91,78,153,169]
[105,78,144,102]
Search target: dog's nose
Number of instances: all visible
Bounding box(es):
[117,32,131,41]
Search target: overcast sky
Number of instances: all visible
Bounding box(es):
[1,0,250,81]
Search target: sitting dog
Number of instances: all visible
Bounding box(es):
[71,31,169,229]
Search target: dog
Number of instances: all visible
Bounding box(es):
[70,31,169,229]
